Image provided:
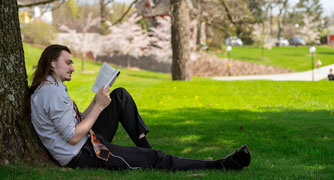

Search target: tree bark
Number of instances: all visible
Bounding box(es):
[18,0,59,8]
[99,0,113,35]
[0,0,51,165]
[196,0,202,49]
[276,0,288,47]
[170,0,192,81]
[99,0,107,34]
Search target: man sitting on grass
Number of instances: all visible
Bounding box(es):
[27,44,251,171]
[328,69,334,81]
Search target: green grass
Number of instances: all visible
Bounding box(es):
[1,44,334,179]
[216,46,334,71]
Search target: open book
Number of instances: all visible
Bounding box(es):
[92,62,120,93]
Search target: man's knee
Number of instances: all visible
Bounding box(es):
[111,87,130,98]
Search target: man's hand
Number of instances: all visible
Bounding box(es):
[94,86,111,110]
[68,87,111,146]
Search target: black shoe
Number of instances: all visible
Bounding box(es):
[221,156,243,170]
[221,145,251,170]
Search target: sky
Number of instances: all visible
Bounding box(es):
[321,0,334,17]
[114,0,334,17]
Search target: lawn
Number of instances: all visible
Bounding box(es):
[216,46,334,72]
[1,44,334,179]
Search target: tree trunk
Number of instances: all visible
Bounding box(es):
[0,0,50,165]
[99,0,109,35]
[126,54,131,68]
[81,53,85,71]
[171,0,192,81]
[276,8,283,47]
[196,0,202,49]
[269,4,273,36]
[276,0,288,47]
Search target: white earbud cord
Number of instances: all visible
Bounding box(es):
[109,151,141,170]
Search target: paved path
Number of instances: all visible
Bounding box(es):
[212,64,334,81]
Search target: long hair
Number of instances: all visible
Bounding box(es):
[26,44,71,115]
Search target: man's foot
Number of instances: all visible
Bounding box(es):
[221,145,251,170]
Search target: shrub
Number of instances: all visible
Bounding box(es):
[21,21,57,45]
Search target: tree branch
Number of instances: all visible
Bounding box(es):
[206,21,231,37]
[220,0,256,25]
[113,0,138,25]
[220,0,236,24]
[51,0,66,11]
[18,0,63,8]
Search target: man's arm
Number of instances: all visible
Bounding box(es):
[82,87,111,118]
[82,99,96,119]
[68,87,111,145]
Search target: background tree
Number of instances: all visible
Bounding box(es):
[252,22,274,60]
[194,0,231,48]
[53,0,100,32]
[148,16,172,64]
[101,14,151,68]
[99,0,113,34]
[299,15,321,44]
[171,0,192,81]
[220,0,256,44]
[0,0,49,165]
[295,0,323,23]
[18,0,62,8]
[57,13,100,71]
[275,0,289,46]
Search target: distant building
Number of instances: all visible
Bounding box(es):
[19,6,53,24]
[19,8,32,24]
[328,34,334,45]
[325,17,334,45]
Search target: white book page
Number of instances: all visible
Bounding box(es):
[92,62,116,93]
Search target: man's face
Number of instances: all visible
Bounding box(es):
[52,50,75,82]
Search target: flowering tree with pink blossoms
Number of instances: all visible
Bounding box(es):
[299,15,321,45]
[148,16,198,64]
[252,23,274,59]
[101,14,151,68]
[56,13,100,71]
[148,16,172,64]
[101,13,198,69]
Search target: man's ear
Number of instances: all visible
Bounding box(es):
[51,62,56,68]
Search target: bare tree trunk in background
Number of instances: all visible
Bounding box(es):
[261,21,265,60]
[99,0,113,35]
[269,3,273,36]
[171,0,192,81]
[126,54,131,68]
[276,0,288,46]
[0,0,51,165]
[81,53,85,71]
[196,0,203,49]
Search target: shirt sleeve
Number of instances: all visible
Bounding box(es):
[46,93,77,142]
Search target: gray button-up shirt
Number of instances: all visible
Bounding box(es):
[31,75,88,166]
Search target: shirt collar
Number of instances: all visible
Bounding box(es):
[46,75,68,92]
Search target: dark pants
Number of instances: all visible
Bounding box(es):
[72,88,208,171]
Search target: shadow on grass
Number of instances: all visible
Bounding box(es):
[129,108,334,165]
[2,108,333,179]
[317,51,334,55]
[108,107,334,177]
